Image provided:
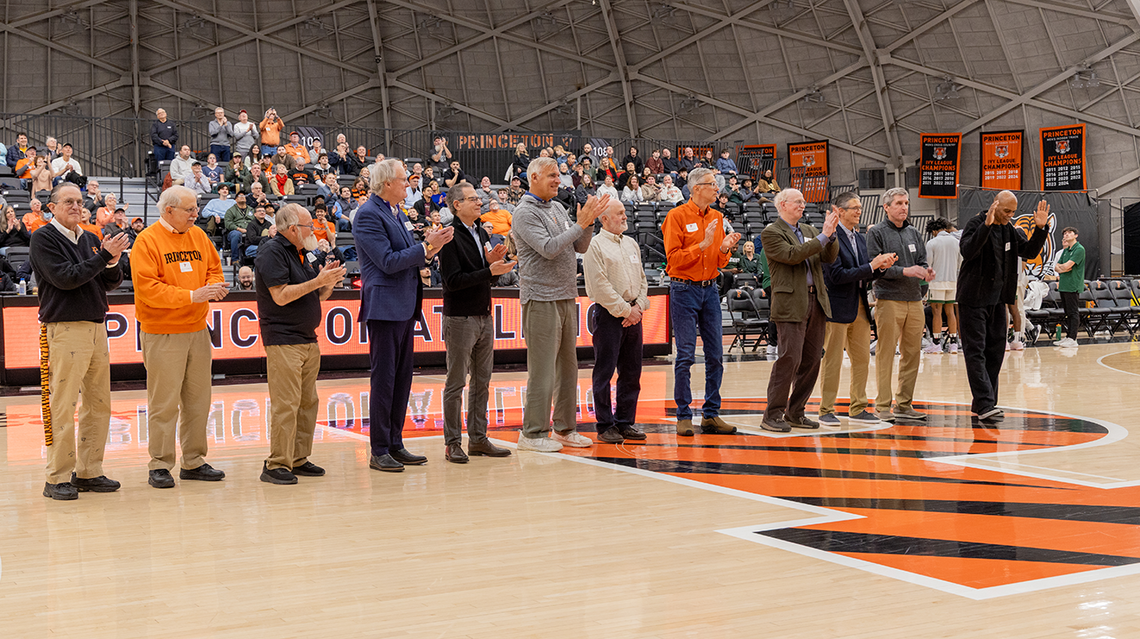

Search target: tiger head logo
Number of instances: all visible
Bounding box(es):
[995,145,1008,158]
[1013,211,1058,278]
[1056,140,1071,154]
[802,155,815,167]
[933,147,947,160]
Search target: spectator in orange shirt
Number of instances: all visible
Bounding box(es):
[480,199,512,236]
[96,193,126,227]
[78,208,103,239]
[283,131,310,166]
[312,206,335,244]
[661,166,741,437]
[259,108,284,156]
[15,146,37,183]
[23,198,50,233]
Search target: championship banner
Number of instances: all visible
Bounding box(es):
[736,144,776,181]
[294,126,324,149]
[979,130,1023,190]
[0,293,671,371]
[1040,124,1086,191]
[917,133,962,199]
[787,140,829,177]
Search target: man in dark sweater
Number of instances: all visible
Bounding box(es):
[30,183,130,500]
[958,191,1050,420]
[436,183,516,463]
[243,204,273,260]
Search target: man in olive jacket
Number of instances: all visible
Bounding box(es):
[759,188,839,432]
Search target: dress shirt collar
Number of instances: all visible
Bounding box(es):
[50,218,79,244]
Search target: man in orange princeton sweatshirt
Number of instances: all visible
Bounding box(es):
[131,185,230,489]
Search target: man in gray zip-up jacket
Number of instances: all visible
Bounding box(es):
[866,188,934,422]
[512,156,609,453]
[208,108,235,163]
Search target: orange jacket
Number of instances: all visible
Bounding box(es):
[130,221,224,334]
[23,212,49,233]
[661,200,730,281]
[259,118,283,146]
[283,143,310,166]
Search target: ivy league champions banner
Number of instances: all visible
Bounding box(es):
[787,140,829,177]
[917,133,961,199]
[979,130,1024,190]
[735,144,777,182]
[1040,124,1086,191]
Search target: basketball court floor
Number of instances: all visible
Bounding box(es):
[2,341,1140,637]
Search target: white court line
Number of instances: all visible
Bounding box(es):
[1096,347,1140,378]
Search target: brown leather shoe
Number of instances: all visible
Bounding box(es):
[468,439,511,457]
[785,414,820,429]
[676,419,695,436]
[445,443,469,464]
[700,416,738,434]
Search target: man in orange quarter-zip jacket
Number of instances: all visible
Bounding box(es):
[131,185,230,489]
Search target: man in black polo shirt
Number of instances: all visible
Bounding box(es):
[30,183,130,500]
[255,203,346,484]
[436,182,516,463]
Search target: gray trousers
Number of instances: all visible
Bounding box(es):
[521,299,579,438]
[442,315,494,446]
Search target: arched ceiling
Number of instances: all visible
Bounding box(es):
[2,0,1140,197]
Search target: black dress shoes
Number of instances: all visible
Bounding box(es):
[149,469,176,488]
[292,461,326,476]
[260,462,298,485]
[43,481,78,500]
[617,424,647,440]
[760,415,792,433]
[180,463,225,481]
[390,448,427,465]
[369,453,404,472]
[70,473,121,492]
[445,443,469,464]
[468,439,511,457]
[596,427,625,444]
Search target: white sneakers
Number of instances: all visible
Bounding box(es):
[923,342,942,354]
[1008,340,1025,351]
[552,430,593,448]
[948,342,958,354]
[517,435,563,453]
[1054,337,1079,348]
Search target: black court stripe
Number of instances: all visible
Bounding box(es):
[759,528,1140,566]
[600,439,1062,461]
[782,496,1140,525]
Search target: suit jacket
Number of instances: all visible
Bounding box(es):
[355,193,425,323]
[438,217,498,317]
[957,211,1049,307]
[760,217,839,323]
[823,228,881,324]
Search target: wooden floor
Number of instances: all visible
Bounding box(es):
[3,341,1140,638]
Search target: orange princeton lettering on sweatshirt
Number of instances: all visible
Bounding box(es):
[131,222,223,334]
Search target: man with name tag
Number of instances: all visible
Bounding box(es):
[511,156,610,452]
[356,159,454,472]
[661,167,741,437]
[436,182,516,463]
[957,191,1050,420]
[583,199,650,444]
[131,185,230,488]
[866,187,934,422]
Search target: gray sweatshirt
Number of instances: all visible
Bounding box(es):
[512,194,591,303]
[866,219,927,301]
[209,120,234,147]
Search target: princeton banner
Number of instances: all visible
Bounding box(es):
[736,144,776,181]
[979,130,1024,190]
[787,140,829,177]
[918,133,962,199]
[1040,124,1087,191]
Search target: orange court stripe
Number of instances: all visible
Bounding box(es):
[836,552,1105,589]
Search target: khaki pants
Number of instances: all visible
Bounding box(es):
[874,299,924,413]
[141,329,213,471]
[819,305,872,416]
[44,322,112,484]
[521,299,579,438]
[265,343,321,470]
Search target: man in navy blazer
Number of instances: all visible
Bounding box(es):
[356,159,454,472]
[819,192,897,425]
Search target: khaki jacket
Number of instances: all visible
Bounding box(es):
[760,217,839,322]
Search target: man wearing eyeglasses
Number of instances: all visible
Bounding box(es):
[255,204,346,484]
[131,185,230,488]
[662,167,742,437]
[759,188,840,433]
[30,183,130,500]
[436,182,516,463]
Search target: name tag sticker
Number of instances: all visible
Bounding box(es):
[908,243,916,253]
[686,223,698,232]
[1005,241,1011,251]
[307,252,317,263]
[404,221,415,231]
[629,254,639,264]
[179,262,192,273]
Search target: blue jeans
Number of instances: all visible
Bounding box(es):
[670,280,723,420]
[153,144,175,162]
[336,217,352,232]
[210,144,232,163]
[261,144,277,157]
[227,229,244,258]
[244,244,258,259]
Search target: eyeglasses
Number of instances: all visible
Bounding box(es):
[294,223,314,230]
[458,196,482,204]
[175,204,199,213]
[695,181,718,189]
